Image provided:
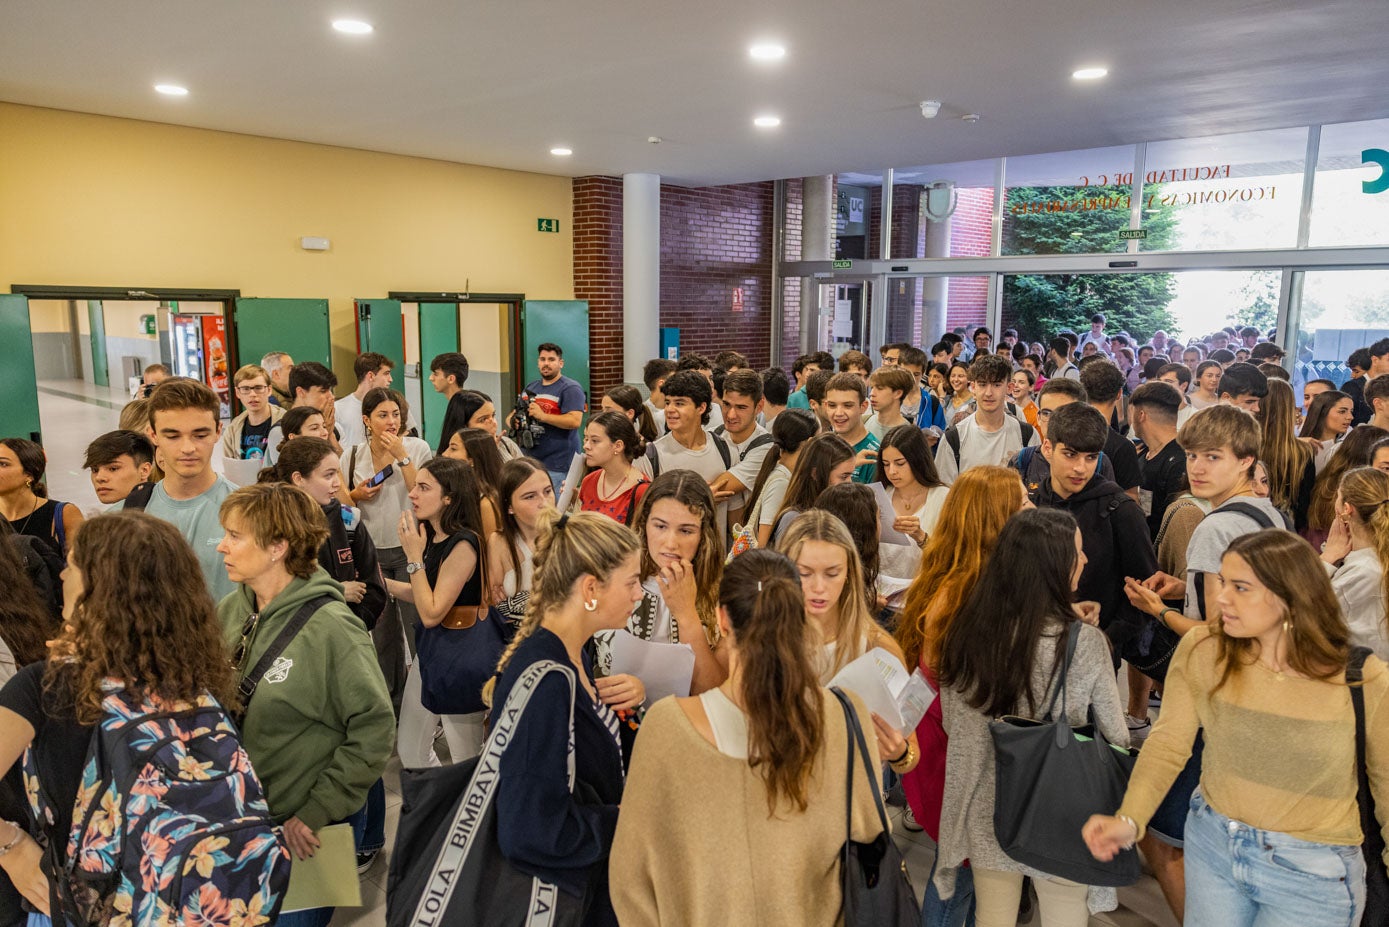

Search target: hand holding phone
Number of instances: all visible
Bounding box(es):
[366,464,394,488]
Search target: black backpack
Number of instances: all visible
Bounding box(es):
[121,481,157,512]
[1192,502,1294,620]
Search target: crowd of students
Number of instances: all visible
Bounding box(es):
[0,316,1387,927]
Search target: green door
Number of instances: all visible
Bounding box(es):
[419,302,460,449]
[356,299,404,374]
[521,300,590,401]
[0,295,42,442]
[86,300,109,387]
[233,298,331,373]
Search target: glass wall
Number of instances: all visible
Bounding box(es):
[884,275,991,346]
[1001,145,1136,256]
[1292,269,1389,389]
[1309,118,1389,247]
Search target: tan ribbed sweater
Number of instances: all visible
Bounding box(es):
[610,690,885,927]
[1119,625,1389,858]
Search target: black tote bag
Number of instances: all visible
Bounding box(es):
[386,660,588,927]
[1349,647,1388,926]
[831,688,920,927]
[989,622,1142,887]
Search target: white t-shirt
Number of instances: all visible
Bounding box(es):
[637,429,734,535]
[336,392,421,450]
[757,464,793,527]
[1329,549,1389,661]
[865,412,912,441]
[725,424,772,511]
[934,414,1039,484]
[343,436,434,550]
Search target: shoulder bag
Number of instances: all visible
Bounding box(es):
[387,659,588,927]
[414,530,511,715]
[831,688,920,926]
[989,622,1142,886]
[1349,646,1388,925]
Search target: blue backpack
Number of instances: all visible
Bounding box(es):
[24,684,291,926]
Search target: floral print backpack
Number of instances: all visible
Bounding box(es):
[22,683,291,926]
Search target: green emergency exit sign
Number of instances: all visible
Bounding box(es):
[832,259,853,268]
[1118,228,1148,240]
[537,218,560,233]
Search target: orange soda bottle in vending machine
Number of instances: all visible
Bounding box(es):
[203,316,231,418]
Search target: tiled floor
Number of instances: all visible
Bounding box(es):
[37,378,1182,927]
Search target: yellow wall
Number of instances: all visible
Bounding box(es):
[0,103,574,387]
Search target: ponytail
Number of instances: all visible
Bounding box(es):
[1339,466,1389,639]
[604,385,659,444]
[745,408,818,517]
[720,549,824,813]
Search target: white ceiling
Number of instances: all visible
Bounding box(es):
[2,0,1387,187]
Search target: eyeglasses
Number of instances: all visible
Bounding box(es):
[236,385,270,395]
[232,612,260,667]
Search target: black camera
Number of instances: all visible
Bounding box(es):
[509,394,545,449]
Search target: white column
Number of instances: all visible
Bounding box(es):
[800,175,834,352]
[623,172,661,386]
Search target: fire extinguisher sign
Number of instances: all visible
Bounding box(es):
[732,287,744,312]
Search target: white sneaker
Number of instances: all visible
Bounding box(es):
[1126,714,1152,744]
[901,806,924,832]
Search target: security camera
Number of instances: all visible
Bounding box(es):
[920,100,942,119]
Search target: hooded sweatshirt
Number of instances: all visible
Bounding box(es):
[1031,471,1158,650]
[217,568,394,830]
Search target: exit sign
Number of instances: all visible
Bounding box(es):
[537,218,560,233]
[1118,228,1148,240]
[832,259,853,268]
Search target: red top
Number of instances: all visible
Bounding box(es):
[578,469,650,526]
[901,663,947,842]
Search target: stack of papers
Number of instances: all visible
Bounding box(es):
[828,647,937,733]
[606,631,696,703]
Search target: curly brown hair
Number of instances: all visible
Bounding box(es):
[45,512,237,724]
[633,470,723,637]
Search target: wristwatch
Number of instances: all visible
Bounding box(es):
[406,561,425,575]
[396,456,412,467]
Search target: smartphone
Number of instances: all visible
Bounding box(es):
[365,464,394,488]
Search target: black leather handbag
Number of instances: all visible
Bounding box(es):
[831,688,920,927]
[989,622,1142,887]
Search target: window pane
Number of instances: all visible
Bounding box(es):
[1292,270,1389,393]
[1140,127,1306,251]
[883,275,990,346]
[1309,119,1389,247]
[837,160,998,260]
[1002,145,1136,256]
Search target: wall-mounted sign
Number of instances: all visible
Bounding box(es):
[141,314,156,335]
[1364,148,1389,194]
[836,185,869,237]
[537,218,560,233]
[1118,229,1148,240]
[732,287,744,312]
[832,259,854,269]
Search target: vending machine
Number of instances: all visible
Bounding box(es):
[169,313,232,418]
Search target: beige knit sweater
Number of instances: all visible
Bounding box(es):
[610,690,886,927]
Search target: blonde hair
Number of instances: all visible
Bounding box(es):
[234,364,270,386]
[482,510,641,706]
[1340,466,1389,640]
[1259,379,1313,512]
[775,510,875,679]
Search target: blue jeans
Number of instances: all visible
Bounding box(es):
[360,778,386,854]
[921,853,975,927]
[1184,789,1364,927]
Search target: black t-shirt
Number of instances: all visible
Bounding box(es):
[240,417,274,461]
[1102,429,1142,492]
[0,662,93,855]
[1139,438,1189,539]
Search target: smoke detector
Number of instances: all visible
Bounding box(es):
[919,100,942,119]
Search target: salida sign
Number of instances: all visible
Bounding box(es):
[1010,163,1277,215]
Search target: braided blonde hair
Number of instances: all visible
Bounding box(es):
[481,509,641,706]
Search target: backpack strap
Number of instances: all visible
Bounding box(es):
[51,502,67,554]
[235,595,334,717]
[945,426,962,468]
[1218,500,1293,531]
[122,481,156,512]
[744,433,775,454]
[347,445,360,491]
[644,443,661,478]
[622,478,649,527]
[711,432,733,469]
[1019,421,1035,447]
[1012,446,1035,476]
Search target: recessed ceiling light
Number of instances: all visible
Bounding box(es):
[550,147,573,156]
[754,115,782,128]
[154,84,189,96]
[332,19,374,35]
[749,43,786,61]
[1072,67,1108,80]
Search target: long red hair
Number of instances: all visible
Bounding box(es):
[895,466,1025,670]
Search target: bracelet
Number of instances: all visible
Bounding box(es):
[1157,607,1179,629]
[888,741,918,772]
[1116,813,1138,849]
[0,821,25,859]
[888,743,910,765]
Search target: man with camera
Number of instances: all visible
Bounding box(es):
[513,342,585,495]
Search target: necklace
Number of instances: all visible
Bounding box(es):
[599,468,632,500]
[894,485,928,514]
[8,495,44,537]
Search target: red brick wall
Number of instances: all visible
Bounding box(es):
[574,177,775,397]
[780,178,803,368]
[945,187,995,331]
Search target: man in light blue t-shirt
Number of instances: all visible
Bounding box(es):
[118,378,237,601]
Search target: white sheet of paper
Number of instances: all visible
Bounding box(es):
[829,647,909,730]
[870,482,914,545]
[606,630,696,703]
[221,455,265,487]
[897,670,938,732]
[555,451,587,512]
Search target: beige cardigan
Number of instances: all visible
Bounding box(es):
[219,405,285,460]
[610,690,886,927]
